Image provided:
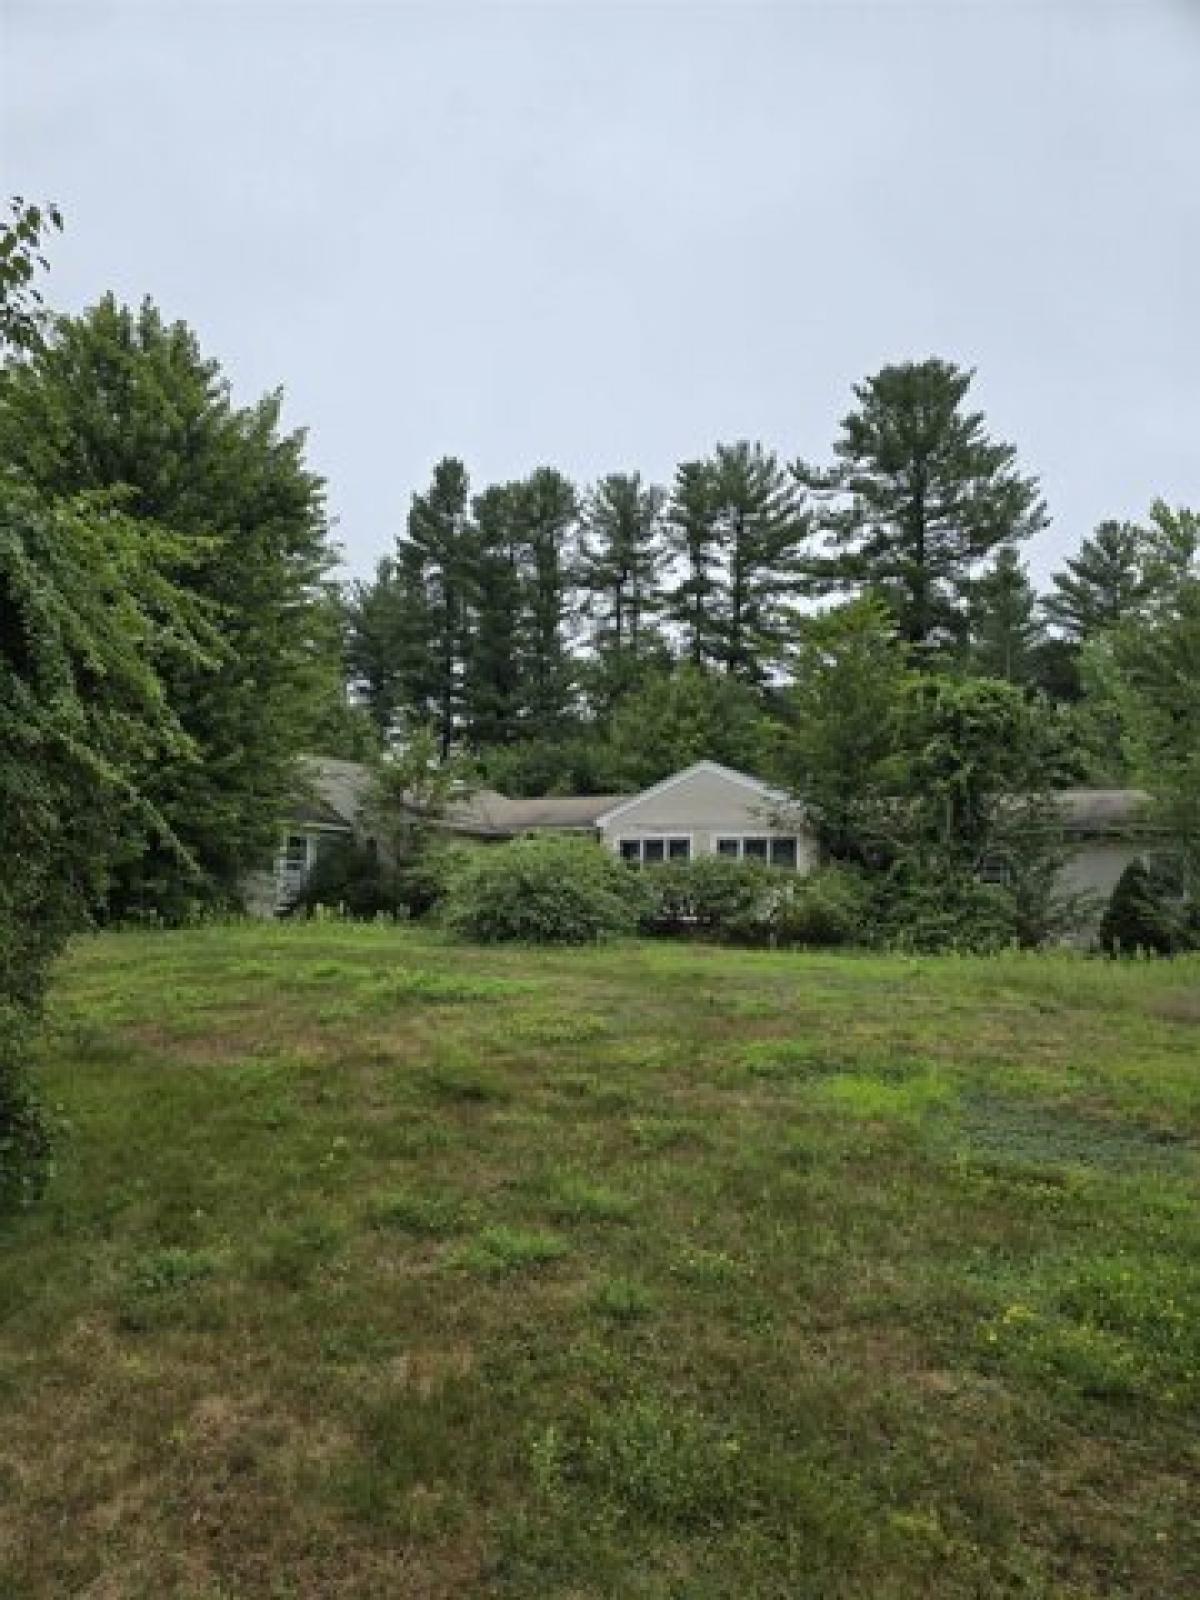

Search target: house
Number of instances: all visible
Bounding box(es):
[250,755,1161,921]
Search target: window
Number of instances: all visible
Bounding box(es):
[770,837,798,870]
[282,834,310,870]
[618,837,691,867]
[716,836,799,869]
[979,855,1011,886]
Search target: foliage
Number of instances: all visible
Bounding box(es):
[874,864,1020,954]
[0,196,61,353]
[966,547,1047,685]
[638,855,774,939]
[292,727,472,919]
[578,471,666,712]
[605,662,774,789]
[1,477,210,1204]
[0,294,337,917]
[798,358,1047,649]
[1043,519,1154,642]
[778,597,911,863]
[1099,858,1194,958]
[442,836,648,944]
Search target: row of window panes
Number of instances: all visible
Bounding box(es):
[718,836,798,868]
[619,836,798,869]
[619,837,691,864]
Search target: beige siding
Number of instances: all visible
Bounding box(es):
[598,766,819,869]
[1057,841,1142,905]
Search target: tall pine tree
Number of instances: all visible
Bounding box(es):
[798,359,1046,650]
[706,440,808,679]
[579,471,666,712]
[967,548,1046,684]
[1043,520,1151,641]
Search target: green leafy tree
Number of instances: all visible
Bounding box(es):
[778,598,911,863]
[0,197,61,353]
[2,480,214,1202]
[605,663,772,789]
[1087,511,1200,887]
[799,359,1047,650]
[0,295,337,915]
[967,548,1047,684]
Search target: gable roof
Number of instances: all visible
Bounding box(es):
[593,761,793,829]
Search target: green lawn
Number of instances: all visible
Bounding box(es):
[3,924,1199,1598]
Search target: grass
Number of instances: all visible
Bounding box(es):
[1,922,1198,1598]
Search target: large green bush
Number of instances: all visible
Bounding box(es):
[640,858,870,947]
[443,836,649,944]
[639,857,772,940]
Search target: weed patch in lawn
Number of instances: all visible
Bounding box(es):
[451,1226,569,1276]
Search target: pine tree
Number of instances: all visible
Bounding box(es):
[967,548,1047,684]
[665,460,723,668]
[579,471,667,713]
[1043,520,1150,641]
[395,457,472,756]
[513,467,579,740]
[464,482,526,747]
[706,441,808,678]
[799,359,1047,650]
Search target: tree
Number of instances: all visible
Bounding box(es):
[579,472,666,712]
[799,359,1047,650]
[464,482,527,747]
[345,556,409,737]
[1088,511,1200,888]
[0,196,61,353]
[0,295,337,915]
[665,460,723,668]
[1043,520,1152,641]
[514,466,579,740]
[398,457,472,756]
[2,481,213,1202]
[605,663,772,789]
[706,441,809,679]
[778,598,911,863]
[967,547,1047,684]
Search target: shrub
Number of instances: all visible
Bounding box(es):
[442,836,648,945]
[640,858,869,948]
[1099,858,1193,957]
[639,856,772,940]
[0,1007,52,1212]
[754,866,871,948]
[875,864,1019,954]
[289,835,463,921]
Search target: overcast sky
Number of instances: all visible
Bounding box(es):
[3,0,1197,581]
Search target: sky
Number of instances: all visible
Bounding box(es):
[3,0,1197,583]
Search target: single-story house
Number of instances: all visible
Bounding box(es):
[246,757,1164,924]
